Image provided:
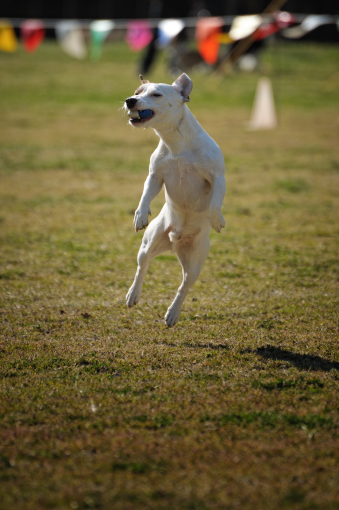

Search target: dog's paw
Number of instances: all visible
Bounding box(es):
[126,284,141,308]
[165,305,180,328]
[209,209,225,233]
[134,207,151,232]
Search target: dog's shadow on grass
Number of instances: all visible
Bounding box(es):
[163,342,339,372]
[255,345,339,372]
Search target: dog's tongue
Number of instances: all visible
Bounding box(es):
[138,109,153,119]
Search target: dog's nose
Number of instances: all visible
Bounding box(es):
[126,97,137,109]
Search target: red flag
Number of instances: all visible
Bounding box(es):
[21,19,45,52]
[252,22,279,41]
[195,17,224,65]
[252,12,296,41]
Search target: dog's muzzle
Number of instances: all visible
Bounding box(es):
[126,97,137,109]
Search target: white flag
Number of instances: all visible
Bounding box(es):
[229,15,263,41]
[55,20,87,59]
[158,19,185,48]
[282,15,335,39]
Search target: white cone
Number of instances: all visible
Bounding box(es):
[248,77,277,130]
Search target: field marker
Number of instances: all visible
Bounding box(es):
[247,77,277,130]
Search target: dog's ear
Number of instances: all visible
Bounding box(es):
[139,74,149,84]
[172,73,193,103]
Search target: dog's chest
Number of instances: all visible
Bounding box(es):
[162,155,211,210]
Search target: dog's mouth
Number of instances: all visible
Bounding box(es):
[128,109,155,124]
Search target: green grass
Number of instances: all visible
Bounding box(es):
[0,40,339,510]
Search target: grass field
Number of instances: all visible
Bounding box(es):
[0,40,339,509]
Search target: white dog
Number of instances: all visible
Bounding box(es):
[124,73,226,327]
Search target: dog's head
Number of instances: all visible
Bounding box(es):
[124,73,193,128]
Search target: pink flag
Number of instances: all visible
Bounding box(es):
[274,11,297,29]
[125,20,153,52]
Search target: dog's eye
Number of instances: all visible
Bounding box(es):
[152,93,162,97]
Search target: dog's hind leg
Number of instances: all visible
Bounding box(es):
[165,230,210,327]
[126,210,171,308]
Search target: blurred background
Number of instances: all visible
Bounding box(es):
[1,0,339,26]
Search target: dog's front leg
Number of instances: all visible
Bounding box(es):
[209,174,226,233]
[134,173,163,232]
